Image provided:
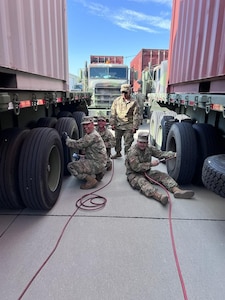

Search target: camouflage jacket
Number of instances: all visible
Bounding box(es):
[66,129,107,163]
[96,127,116,149]
[125,144,175,175]
[135,93,146,109]
[109,95,140,130]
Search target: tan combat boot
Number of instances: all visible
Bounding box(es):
[80,175,98,189]
[152,191,168,206]
[172,186,194,199]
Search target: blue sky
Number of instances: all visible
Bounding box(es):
[67,0,172,75]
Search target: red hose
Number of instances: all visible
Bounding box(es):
[145,172,188,300]
[18,166,114,299]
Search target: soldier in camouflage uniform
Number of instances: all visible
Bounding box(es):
[110,84,140,159]
[66,116,107,189]
[96,115,116,171]
[125,132,194,205]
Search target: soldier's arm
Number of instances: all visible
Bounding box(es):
[128,155,151,173]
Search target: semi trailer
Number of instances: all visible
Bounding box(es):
[145,0,225,197]
[0,0,91,210]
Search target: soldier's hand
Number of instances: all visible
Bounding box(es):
[151,159,159,166]
[132,128,137,133]
[65,138,73,146]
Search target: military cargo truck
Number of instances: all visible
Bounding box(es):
[83,55,129,114]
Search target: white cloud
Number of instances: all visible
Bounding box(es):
[74,0,171,32]
[128,0,172,6]
[82,2,109,16]
[117,9,171,31]
[114,17,158,33]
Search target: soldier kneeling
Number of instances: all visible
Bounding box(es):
[65,116,107,189]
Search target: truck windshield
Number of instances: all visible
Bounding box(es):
[89,67,127,79]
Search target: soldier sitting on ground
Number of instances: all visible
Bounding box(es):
[96,115,116,171]
[65,116,107,189]
[125,131,194,205]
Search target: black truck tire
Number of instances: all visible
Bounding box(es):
[192,123,223,185]
[0,128,29,209]
[36,117,58,128]
[57,111,73,118]
[166,122,197,184]
[202,154,225,198]
[55,117,79,175]
[72,111,86,138]
[19,128,64,210]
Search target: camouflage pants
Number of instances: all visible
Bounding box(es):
[114,128,134,154]
[67,159,105,180]
[139,106,144,123]
[127,170,178,197]
[106,148,111,157]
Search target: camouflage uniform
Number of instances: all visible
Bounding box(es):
[135,90,146,124]
[110,93,140,155]
[67,129,107,180]
[96,125,116,170]
[125,143,178,198]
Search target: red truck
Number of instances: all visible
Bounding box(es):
[0,0,91,210]
[145,0,225,197]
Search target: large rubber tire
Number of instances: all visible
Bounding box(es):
[0,128,29,209]
[192,123,223,185]
[19,128,63,210]
[57,111,73,118]
[166,122,197,184]
[202,155,225,198]
[55,117,79,175]
[72,111,86,138]
[36,117,58,128]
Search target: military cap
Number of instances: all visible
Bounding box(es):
[137,132,149,142]
[97,115,106,121]
[81,116,94,124]
[120,84,131,92]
